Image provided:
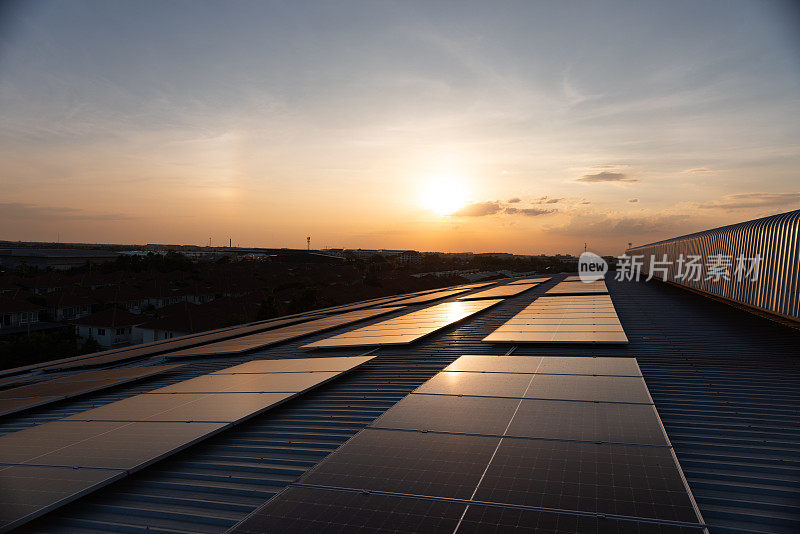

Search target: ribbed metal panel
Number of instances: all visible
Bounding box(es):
[5,276,799,534]
[626,209,800,322]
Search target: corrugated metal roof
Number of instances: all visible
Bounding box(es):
[4,275,799,533]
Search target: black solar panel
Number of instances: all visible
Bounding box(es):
[506,400,667,445]
[473,438,699,523]
[0,465,124,532]
[414,371,533,398]
[230,486,466,534]
[525,375,652,403]
[372,394,519,435]
[459,504,704,534]
[301,428,500,499]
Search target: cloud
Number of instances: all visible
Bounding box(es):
[0,203,136,221]
[452,201,502,217]
[507,197,521,203]
[505,207,554,216]
[695,192,800,210]
[682,167,717,174]
[577,172,639,183]
[533,196,564,204]
[628,198,639,203]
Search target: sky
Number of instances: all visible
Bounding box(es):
[1,0,798,255]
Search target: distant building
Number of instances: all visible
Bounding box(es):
[0,249,118,271]
[71,309,145,347]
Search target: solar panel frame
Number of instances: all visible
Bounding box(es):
[457,283,538,300]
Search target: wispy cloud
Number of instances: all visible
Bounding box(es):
[505,207,554,216]
[628,198,639,203]
[695,192,800,210]
[452,201,502,217]
[507,197,521,203]
[0,203,136,221]
[577,172,639,183]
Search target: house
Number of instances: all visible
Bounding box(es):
[40,291,93,322]
[0,296,43,330]
[0,248,118,271]
[71,309,145,347]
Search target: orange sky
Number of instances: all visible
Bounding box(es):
[1,1,799,256]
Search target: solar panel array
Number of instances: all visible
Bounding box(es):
[457,283,539,300]
[0,355,374,532]
[0,365,181,418]
[508,277,551,285]
[230,356,705,534]
[546,279,608,294]
[164,306,404,358]
[483,294,628,344]
[302,300,500,348]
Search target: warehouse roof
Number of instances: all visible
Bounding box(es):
[0,275,797,534]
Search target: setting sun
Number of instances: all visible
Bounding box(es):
[420,177,469,216]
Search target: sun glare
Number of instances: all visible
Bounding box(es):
[420,177,469,216]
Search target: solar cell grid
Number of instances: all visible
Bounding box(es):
[371,394,519,435]
[444,355,544,374]
[473,438,699,523]
[506,400,667,445]
[228,486,467,534]
[301,428,500,499]
[484,331,629,344]
[525,374,652,403]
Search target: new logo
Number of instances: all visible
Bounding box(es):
[578,252,607,282]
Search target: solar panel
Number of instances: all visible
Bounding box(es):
[508,277,551,285]
[506,399,668,445]
[303,300,500,348]
[444,355,544,374]
[231,354,704,533]
[457,283,538,300]
[0,365,181,418]
[546,280,609,294]
[228,486,467,534]
[483,295,628,344]
[150,371,340,394]
[380,288,471,306]
[0,396,63,418]
[473,438,700,523]
[301,428,500,500]
[459,501,703,533]
[211,355,375,374]
[525,374,652,403]
[165,307,404,357]
[0,420,226,468]
[0,465,125,532]
[413,371,533,398]
[372,394,519,435]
